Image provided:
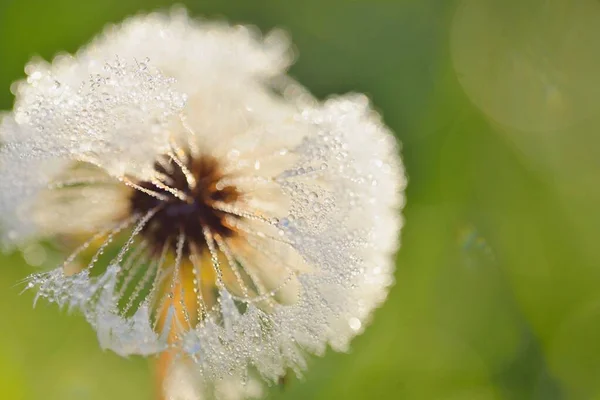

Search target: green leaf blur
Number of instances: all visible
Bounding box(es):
[1,0,599,399]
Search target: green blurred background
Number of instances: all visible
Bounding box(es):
[2,0,600,399]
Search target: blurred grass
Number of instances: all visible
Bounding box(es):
[1,0,600,399]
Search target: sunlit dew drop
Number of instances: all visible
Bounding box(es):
[451,0,600,132]
[348,317,362,332]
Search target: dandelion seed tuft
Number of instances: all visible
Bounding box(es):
[0,8,406,400]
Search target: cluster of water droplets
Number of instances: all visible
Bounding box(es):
[12,57,186,178]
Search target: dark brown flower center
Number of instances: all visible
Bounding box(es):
[129,155,240,255]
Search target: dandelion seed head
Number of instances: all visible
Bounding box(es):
[0,9,406,400]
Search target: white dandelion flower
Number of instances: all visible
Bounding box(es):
[0,9,406,400]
